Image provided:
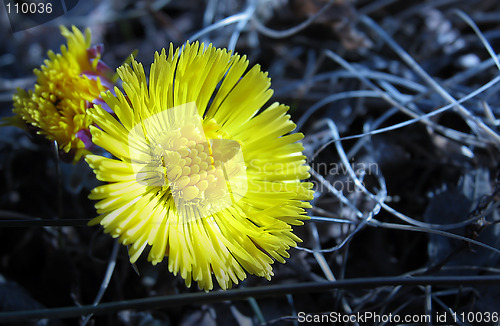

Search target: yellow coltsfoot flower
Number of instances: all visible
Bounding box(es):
[86,41,313,291]
[9,25,113,161]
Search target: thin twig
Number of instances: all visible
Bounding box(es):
[81,240,120,325]
[189,12,249,42]
[360,15,500,144]
[2,275,500,322]
[324,50,499,147]
[228,0,256,52]
[453,10,500,71]
[0,219,89,227]
[250,0,334,38]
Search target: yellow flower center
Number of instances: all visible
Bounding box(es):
[157,123,228,203]
[131,103,248,222]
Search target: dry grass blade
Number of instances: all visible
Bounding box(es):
[1,0,499,324]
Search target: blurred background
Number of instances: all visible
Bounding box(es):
[1,0,500,325]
